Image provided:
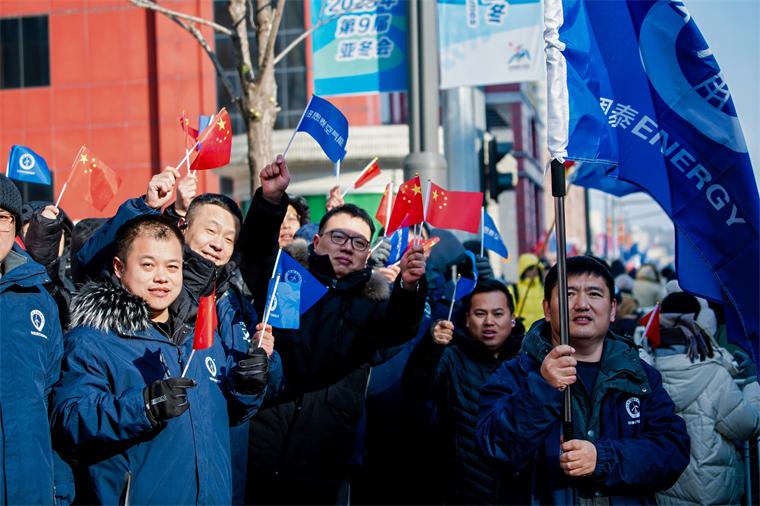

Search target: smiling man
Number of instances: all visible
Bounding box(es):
[403,279,522,504]
[476,256,690,504]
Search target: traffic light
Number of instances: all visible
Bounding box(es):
[481,132,514,200]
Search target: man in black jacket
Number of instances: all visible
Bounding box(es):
[403,278,523,504]
[239,172,429,504]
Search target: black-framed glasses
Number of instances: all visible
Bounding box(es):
[0,213,15,233]
[322,230,370,251]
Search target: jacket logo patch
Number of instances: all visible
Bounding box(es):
[626,397,641,424]
[205,356,219,382]
[30,309,48,339]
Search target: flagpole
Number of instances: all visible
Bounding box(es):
[341,157,378,198]
[447,274,461,321]
[55,145,87,210]
[258,273,281,349]
[282,96,313,160]
[335,159,341,188]
[270,248,283,279]
[181,349,196,378]
[480,207,485,257]
[384,182,393,235]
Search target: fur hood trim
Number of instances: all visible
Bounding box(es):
[285,238,391,301]
[70,280,152,335]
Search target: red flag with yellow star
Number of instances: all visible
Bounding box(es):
[67,145,122,212]
[179,110,199,148]
[190,108,232,171]
[386,176,424,235]
[375,182,395,229]
[425,182,482,233]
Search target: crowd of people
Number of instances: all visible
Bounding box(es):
[0,156,757,505]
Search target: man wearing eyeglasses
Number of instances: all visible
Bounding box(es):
[0,174,64,504]
[240,180,428,504]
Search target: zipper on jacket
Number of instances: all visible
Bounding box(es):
[119,471,132,506]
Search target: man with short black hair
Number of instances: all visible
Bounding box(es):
[240,173,429,504]
[52,214,268,504]
[477,256,690,504]
[0,174,64,504]
[404,278,522,504]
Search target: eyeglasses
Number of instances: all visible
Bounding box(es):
[0,213,15,233]
[322,230,370,251]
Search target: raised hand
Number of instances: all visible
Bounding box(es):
[252,322,274,358]
[399,244,426,289]
[432,320,455,346]
[325,185,344,212]
[174,173,198,216]
[540,344,577,391]
[145,166,181,209]
[260,155,291,205]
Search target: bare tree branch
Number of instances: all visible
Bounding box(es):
[258,0,285,74]
[274,16,325,66]
[129,0,234,36]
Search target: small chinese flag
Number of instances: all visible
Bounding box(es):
[425,182,483,234]
[375,183,395,229]
[190,108,232,171]
[352,157,381,190]
[179,110,199,148]
[405,236,440,256]
[194,291,217,350]
[640,304,661,348]
[386,175,424,235]
[68,146,122,212]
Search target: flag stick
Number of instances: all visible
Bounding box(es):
[270,248,283,279]
[55,146,87,210]
[282,96,312,160]
[335,159,341,188]
[181,349,196,378]
[370,240,385,254]
[341,157,378,198]
[480,207,485,257]
[447,274,461,321]
[384,182,393,235]
[258,273,281,348]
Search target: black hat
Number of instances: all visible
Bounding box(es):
[0,174,22,234]
[661,292,701,315]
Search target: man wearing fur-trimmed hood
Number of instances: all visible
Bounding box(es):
[240,200,428,504]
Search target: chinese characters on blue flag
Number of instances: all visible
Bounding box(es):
[384,227,409,266]
[6,145,52,185]
[296,95,349,163]
[310,0,407,95]
[265,250,328,329]
[482,211,509,259]
[544,0,759,357]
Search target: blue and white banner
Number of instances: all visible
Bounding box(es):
[482,210,509,259]
[266,250,328,329]
[385,227,409,266]
[296,95,349,162]
[310,0,407,95]
[438,0,544,89]
[6,145,51,185]
[545,0,759,355]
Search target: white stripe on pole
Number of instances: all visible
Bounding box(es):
[544,0,569,161]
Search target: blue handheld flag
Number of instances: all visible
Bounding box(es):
[265,250,328,329]
[482,211,509,259]
[295,95,349,163]
[546,0,759,358]
[7,145,51,185]
[384,227,409,266]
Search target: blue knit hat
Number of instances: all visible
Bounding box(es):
[0,174,22,234]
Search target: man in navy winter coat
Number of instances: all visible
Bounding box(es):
[476,256,690,504]
[51,215,269,504]
[0,175,64,505]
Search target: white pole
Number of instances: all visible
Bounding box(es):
[258,273,281,349]
[55,145,86,210]
[335,159,341,188]
[480,207,485,257]
[447,274,461,321]
[282,96,312,160]
[342,157,378,198]
[181,349,196,378]
[384,182,393,235]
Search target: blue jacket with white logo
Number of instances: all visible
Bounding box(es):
[0,245,63,504]
[476,320,690,505]
[51,280,263,504]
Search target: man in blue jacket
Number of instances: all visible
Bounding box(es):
[51,214,269,504]
[476,256,689,504]
[0,175,64,505]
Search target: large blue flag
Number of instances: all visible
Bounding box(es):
[482,211,509,259]
[384,227,409,266]
[296,95,348,163]
[569,163,639,197]
[545,0,759,356]
[6,145,51,185]
[265,250,328,329]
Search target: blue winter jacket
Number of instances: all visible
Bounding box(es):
[51,280,264,504]
[476,320,690,505]
[0,245,64,505]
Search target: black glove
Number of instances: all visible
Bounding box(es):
[475,255,495,280]
[368,238,392,268]
[143,377,196,424]
[232,347,269,395]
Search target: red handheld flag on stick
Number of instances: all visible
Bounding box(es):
[56,145,122,211]
[640,304,661,348]
[425,182,483,233]
[386,175,424,235]
[342,157,381,197]
[375,183,395,232]
[181,290,218,377]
